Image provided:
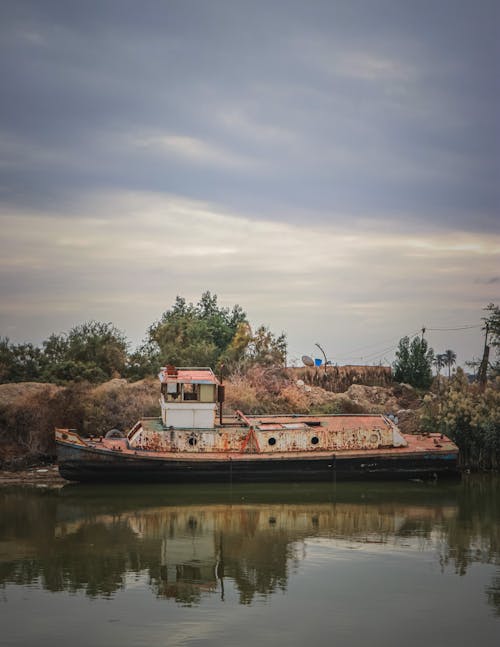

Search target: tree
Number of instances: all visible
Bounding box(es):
[246,325,287,367]
[221,322,253,368]
[0,337,44,383]
[149,292,248,368]
[0,337,11,382]
[482,303,500,379]
[433,353,446,376]
[443,349,457,378]
[148,292,287,372]
[42,321,128,383]
[126,340,161,381]
[421,368,500,469]
[484,303,500,348]
[393,336,434,389]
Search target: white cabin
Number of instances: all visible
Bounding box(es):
[158,366,221,429]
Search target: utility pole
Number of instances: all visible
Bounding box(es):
[478,323,490,389]
[315,343,328,373]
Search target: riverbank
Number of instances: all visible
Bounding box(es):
[0,464,66,486]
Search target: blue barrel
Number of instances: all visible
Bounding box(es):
[314,358,322,366]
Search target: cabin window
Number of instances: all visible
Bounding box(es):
[163,382,180,400]
[183,383,200,401]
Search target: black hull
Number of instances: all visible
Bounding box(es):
[57,442,459,483]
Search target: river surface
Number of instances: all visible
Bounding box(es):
[1,476,499,647]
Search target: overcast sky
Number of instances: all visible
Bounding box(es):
[0,0,498,367]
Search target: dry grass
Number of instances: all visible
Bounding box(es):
[224,375,261,413]
[0,379,159,464]
[0,382,61,406]
[289,365,392,392]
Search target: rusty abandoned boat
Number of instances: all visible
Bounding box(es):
[55,366,459,483]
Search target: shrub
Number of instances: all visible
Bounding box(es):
[421,369,500,469]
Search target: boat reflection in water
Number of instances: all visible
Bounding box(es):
[0,479,498,613]
[61,499,455,604]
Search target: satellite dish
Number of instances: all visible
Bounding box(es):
[302,355,314,367]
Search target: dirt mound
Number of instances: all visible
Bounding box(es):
[345,384,400,413]
[395,409,422,434]
[92,378,129,394]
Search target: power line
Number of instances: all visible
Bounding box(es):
[426,324,480,331]
[327,322,482,365]
[335,330,420,361]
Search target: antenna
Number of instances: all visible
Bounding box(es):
[315,343,328,372]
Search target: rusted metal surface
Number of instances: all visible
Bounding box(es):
[55,428,88,447]
[159,367,220,385]
[58,415,458,460]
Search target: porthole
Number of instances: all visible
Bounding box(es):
[370,433,378,443]
[268,437,276,446]
[311,436,319,445]
[188,436,197,446]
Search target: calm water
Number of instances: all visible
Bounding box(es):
[1,477,499,647]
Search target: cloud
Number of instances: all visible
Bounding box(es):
[0,0,497,233]
[0,190,498,364]
[134,133,257,170]
[0,1,498,365]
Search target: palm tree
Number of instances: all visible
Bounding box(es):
[443,349,457,378]
[433,353,446,376]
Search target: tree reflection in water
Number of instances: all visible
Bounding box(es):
[0,477,498,612]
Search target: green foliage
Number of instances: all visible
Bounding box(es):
[484,303,500,347]
[421,368,500,469]
[42,322,128,383]
[148,292,247,367]
[393,336,434,389]
[0,293,287,384]
[433,353,446,374]
[0,323,128,384]
[443,349,457,377]
[484,303,500,376]
[126,341,161,381]
[0,338,44,382]
[148,292,286,371]
[246,325,287,367]
[434,349,457,378]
